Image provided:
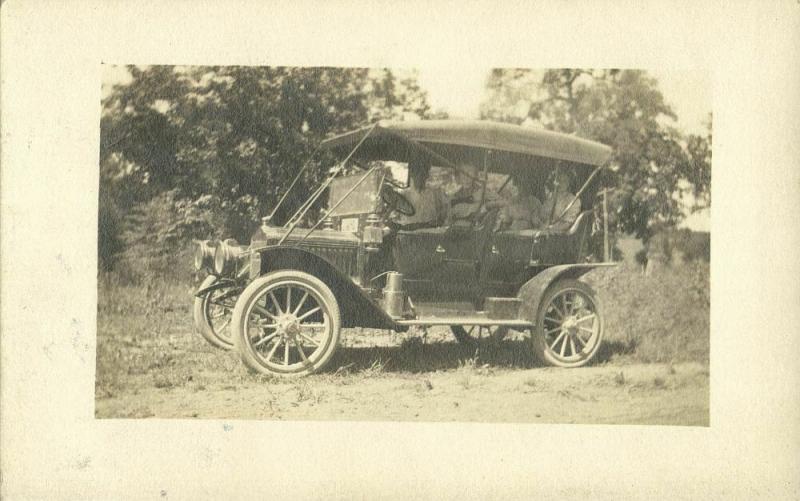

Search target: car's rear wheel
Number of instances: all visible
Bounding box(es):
[193,275,238,350]
[450,325,508,346]
[530,279,603,368]
[231,271,341,377]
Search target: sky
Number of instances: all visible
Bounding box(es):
[102,65,711,231]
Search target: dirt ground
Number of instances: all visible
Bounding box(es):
[96,328,709,425]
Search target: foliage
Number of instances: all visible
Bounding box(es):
[480,69,712,240]
[100,65,436,273]
[671,229,710,262]
[684,116,712,209]
[646,228,710,263]
[366,69,432,121]
[111,190,216,283]
[584,261,710,363]
[98,187,124,271]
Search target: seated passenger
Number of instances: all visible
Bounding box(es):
[393,159,448,229]
[447,162,505,226]
[497,176,544,231]
[540,171,581,232]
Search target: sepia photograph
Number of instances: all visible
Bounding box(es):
[96,65,711,424]
[3,1,800,499]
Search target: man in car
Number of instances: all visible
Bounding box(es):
[541,170,581,231]
[448,163,485,223]
[393,159,448,229]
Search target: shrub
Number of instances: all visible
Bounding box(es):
[113,189,223,284]
[98,189,124,272]
[584,261,709,363]
[645,228,710,265]
[671,229,710,262]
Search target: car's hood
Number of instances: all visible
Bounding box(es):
[250,225,360,248]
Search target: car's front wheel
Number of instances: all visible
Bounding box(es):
[193,275,238,350]
[530,279,604,368]
[231,270,341,377]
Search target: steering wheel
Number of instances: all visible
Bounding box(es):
[380,183,415,216]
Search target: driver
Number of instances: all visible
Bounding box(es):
[448,162,502,224]
[448,163,484,223]
[392,158,448,229]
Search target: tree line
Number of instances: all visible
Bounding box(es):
[99,66,710,277]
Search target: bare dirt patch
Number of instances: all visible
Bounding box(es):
[97,359,708,425]
[96,323,708,425]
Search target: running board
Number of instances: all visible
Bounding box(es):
[396,317,534,328]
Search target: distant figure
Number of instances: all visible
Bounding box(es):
[394,159,448,229]
[497,175,544,231]
[541,171,581,231]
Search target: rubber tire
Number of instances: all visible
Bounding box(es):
[450,325,508,346]
[529,279,604,368]
[231,270,341,377]
[193,275,235,350]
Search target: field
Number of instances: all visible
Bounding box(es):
[95,262,709,425]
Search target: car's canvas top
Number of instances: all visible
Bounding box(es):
[320,120,613,167]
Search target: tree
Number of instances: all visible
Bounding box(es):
[480,69,711,241]
[99,65,434,272]
[683,113,712,209]
[366,69,432,121]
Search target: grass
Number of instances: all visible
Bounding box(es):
[585,260,710,364]
[95,261,709,401]
[95,272,246,398]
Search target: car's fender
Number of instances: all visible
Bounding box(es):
[255,246,399,330]
[193,276,238,298]
[516,263,616,321]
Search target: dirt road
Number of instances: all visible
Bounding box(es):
[96,329,708,425]
[96,361,708,424]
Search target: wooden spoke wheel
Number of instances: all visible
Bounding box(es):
[193,275,240,350]
[231,271,341,377]
[531,279,603,368]
[450,325,509,346]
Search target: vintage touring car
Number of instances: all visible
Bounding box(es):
[193,120,615,376]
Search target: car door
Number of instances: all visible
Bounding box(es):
[392,227,447,299]
[481,229,534,295]
[435,224,482,299]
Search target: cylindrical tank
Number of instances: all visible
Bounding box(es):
[383,272,405,318]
